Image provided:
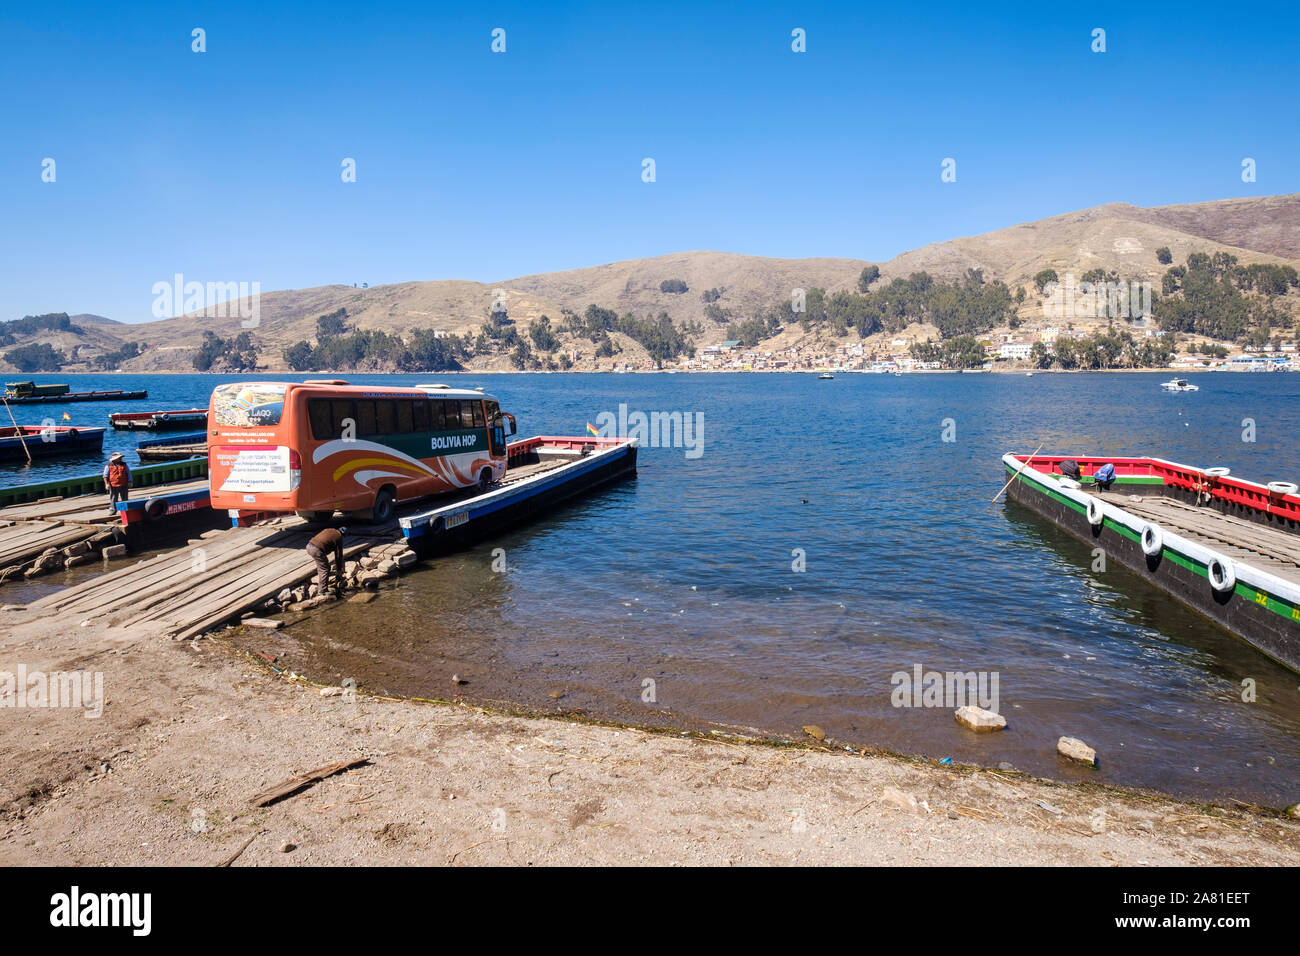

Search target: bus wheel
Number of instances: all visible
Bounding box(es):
[477,468,493,494]
[371,488,396,524]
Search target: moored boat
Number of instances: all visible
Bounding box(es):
[0,425,106,462]
[109,408,207,430]
[1161,378,1198,392]
[1002,452,1300,673]
[3,382,148,404]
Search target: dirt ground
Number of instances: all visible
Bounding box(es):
[1,612,1298,867]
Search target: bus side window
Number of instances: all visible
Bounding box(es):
[472,401,485,428]
[396,400,415,433]
[459,401,476,429]
[331,399,354,438]
[356,400,377,436]
[375,400,397,435]
[428,401,444,431]
[308,400,333,440]
[441,400,458,429]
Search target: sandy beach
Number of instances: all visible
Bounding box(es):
[2,611,1298,867]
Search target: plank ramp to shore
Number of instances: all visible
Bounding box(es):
[26,517,389,641]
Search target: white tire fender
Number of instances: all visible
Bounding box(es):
[1208,556,1236,594]
[1086,496,1104,528]
[1141,522,1163,557]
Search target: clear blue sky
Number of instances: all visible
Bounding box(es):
[2,0,1296,322]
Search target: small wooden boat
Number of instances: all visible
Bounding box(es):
[1003,452,1300,673]
[110,408,207,430]
[0,425,106,462]
[137,443,207,462]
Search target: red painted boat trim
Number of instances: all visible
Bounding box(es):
[1012,454,1300,523]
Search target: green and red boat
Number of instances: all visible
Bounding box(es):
[1002,453,1300,674]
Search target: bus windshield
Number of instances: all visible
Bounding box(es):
[212,383,288,427]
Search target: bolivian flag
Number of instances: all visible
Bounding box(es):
[586,422,599,437]
[61,412,71,421]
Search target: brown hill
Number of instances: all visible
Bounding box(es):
[4,194,1296,372]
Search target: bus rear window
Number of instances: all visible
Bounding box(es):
[212,383,287,427]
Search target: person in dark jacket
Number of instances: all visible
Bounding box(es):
[103,452,131,515]
[306,526,347,596]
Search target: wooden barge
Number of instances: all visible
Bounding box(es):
[1003,453,1300,673]
[3,382,148,404]
[399,435,637,550]
[135,431,209,462]
[0,425,105,462]
[109,408,207,430]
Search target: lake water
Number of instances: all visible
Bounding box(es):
[5,370,1300,805]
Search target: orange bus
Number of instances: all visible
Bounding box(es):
[207,381,515,522]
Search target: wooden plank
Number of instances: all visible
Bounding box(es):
[248,758,369,807]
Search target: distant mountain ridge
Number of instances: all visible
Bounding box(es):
[3,193,1297,373]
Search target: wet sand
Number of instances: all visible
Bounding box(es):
[1,614,1298,866]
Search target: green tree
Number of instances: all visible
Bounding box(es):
[857,265,880,292]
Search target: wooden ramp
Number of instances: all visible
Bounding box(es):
[0,520,99,570]
[1099,491,1300,585]
[26,518,389,641]
[0,479,209,524]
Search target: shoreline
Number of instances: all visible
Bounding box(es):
[2,616,1297,866]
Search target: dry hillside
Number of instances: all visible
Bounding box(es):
[3,194,1297,373]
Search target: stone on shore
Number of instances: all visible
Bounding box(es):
[954,705,1006,732]
[1058,736,1097,767]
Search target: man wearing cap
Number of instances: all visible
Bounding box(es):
[306,526,347,597]
[103,452,131,515]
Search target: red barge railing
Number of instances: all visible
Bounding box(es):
[1011,454,1300,524]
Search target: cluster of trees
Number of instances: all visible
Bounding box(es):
[1155,252,1297,342]
[909,336,987,369]
[559,305,690,365]
[1028,331,1174,370]
[767,269,1016,341]
[94,341,142,369]
[284,309,467,372]
[0,312,82,347]
[194,331,258,371]
[659,279,689,294]
[4,342,65,371]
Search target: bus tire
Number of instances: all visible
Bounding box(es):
[144,497,167,520]
[1208,556,1236,594]
[371,487,396,524]
[477,468,493,494]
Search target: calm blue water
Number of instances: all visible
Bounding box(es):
[6,371,1300,805]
